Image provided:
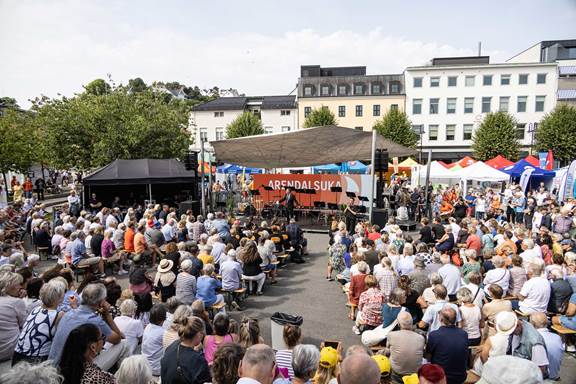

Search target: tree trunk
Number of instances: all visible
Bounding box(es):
[2,171,9,202]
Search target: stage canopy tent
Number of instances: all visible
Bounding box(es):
[501,159,555,178]
[485,155,514,169]
[348,161,368,174]
[84,159,197,185]
[210,125,416,168]
[456,161,510,182]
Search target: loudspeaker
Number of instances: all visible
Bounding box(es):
[375,149,389,172]
[179,200,201,215]
[184,151,199,171]
[372,208,389,227]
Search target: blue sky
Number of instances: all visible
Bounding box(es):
[1,0,575,107]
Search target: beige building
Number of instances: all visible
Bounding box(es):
[297,65,405,131]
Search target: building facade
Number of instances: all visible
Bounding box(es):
[404,57,558,160]
[297,65,405,131]
[189,95,297,149]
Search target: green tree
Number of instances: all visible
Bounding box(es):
[83,79,111,96]
[472,111,520,161]
[0,109,37,190]
[226,111,264,139]
[372,109,417,148]
[303,107,337,128]
[535,104,576,163]
[128,77,148,92]
[0,97,19,109]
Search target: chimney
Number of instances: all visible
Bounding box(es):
[478,42,482,56]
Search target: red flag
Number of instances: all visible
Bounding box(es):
[546,150,554,170]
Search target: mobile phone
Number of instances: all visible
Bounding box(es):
[324,340,340,350]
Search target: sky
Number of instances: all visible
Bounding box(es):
[1,0,575,108]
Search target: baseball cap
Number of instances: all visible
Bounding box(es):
[402,373,419,384]
[319,347,338,368]
[371,355,391,376]
[478,355,542,384]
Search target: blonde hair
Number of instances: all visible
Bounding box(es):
[315,364,338,384]
[238,317,261,348]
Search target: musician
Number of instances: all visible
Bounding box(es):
[279,186,299,220]
[343,197,359,233]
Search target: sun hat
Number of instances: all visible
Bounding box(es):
[495,311,517,336]
[319,347,338,368]
[478,355,542,384]
[371,355,391,375]
[157,259,174,273]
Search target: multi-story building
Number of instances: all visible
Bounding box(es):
[507,39,576,105]
[189,95,297,149]
[404,56,558,160]
[297,65,405,131]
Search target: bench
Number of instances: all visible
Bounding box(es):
[71,264,92,282]
[209,301,226,317]
[37,247,50,261]
[551,324,576,335]
[515,310,530,318]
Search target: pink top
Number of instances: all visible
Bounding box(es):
[203,334,233,364]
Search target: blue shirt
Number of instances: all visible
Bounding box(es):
[421,301,462,334]
[48,305,111,365]
[71,238,87,265]
[538,328,563,380]
[220,260,243,291]
[195,276,222,307]
[381,305,404,328]
[426,326,469,384]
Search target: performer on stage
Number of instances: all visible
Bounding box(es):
[343,197,359,233]
[279,186,299,220]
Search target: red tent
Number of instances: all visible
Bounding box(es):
[457,156,476,168]
[485,155,514,169]
[438,161,456,169]
[524,155,540,167]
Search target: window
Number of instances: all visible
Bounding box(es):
[338,105,346,117]
[390,82,400,94]
[464,97,474,113]
[465,75,475,87]
[355,105,363,117]
[413,77,423,87]
[481,97,491,113]
[213,111,224,117]
[499,96,510,112]
[483,75,492,86]
[215,128,224,141]
[429,98,439,114]
[446,98,456,114]
[304,107,311,117]
[304,86,313,96]
[372,84,381,94]
[199,128,208,142]
[430,77,440,87]
[281,126,291,132]
[463,124,473,140]
[446,124,456,140]
[280,110,291,116]
[519,74,528,85]
[338,85,348,96]
[517,96,527,112]
[354,127,363,131]
[321,85,330,96]
[516,123,526,140]
[373,105,380,117]
[264,127,273,134]
[390,104,399,111]
[354,84,364,95]
[535,96,545,112]
[537,73,547,84]
[412,99,422,114]
[429,125,438,141]
[448,76,457,87]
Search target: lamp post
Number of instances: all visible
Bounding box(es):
[412,125,425,163]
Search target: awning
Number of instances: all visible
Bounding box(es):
[83,159,197,185]
[210,125,416,168]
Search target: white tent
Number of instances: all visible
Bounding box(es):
[455,161,510,182]
[412,161,461,185]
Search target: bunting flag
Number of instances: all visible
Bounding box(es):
[546,150,554,170]
[519,167,535,192]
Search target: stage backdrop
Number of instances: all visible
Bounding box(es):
[252,174,373,206]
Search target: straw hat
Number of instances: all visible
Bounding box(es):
[157,259,174,273]
[495,311,517,336]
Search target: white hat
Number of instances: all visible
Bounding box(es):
[157,259,174,273]
[495,311,517,336]
[478,355,542,384]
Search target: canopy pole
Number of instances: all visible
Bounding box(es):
[201,140,206,216]
[368,130,376,223]
[148,184,152,204]
[424,150,432,221]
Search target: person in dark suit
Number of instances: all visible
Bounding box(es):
[279,187,299,220]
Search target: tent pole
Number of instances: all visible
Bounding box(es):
[201,140,206,216]
[368,130,376,223]
[149,184,152,204]
[424,150,432,221]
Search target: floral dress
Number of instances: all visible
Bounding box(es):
[329,243,346,274]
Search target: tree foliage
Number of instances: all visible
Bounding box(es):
[0,109,38,174]
[226,111,264,139]
[83,79,111,96]
[128,77,148,93]
[303,107,337,128]
[472,111,520,161]
[535,104,576,163]
[372,109,417,148]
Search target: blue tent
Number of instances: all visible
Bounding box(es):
[347,161,368,174]
[501,159,555,178]
[217,163,263,174]
[313,163,340,173]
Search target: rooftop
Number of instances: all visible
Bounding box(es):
[192,95,296,111]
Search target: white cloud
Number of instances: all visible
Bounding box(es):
[0,2,505,108]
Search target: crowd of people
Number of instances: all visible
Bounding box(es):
[326,179,575,383]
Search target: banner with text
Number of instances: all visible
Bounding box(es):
[252,174,373,206]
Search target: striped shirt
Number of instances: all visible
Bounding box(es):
[275,349,294,379]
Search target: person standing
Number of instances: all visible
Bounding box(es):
[34,177,45,201]
[279,186,299,220]
[23,177,33,199]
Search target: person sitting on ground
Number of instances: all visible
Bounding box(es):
[175,259,197,305]
[203,312,237,365]
[237,344,277,384]
[516,262,551,315]
[113,299,144,355]
[212,343,245,384]
[338,351,381,384]
[483,255,510,297]
[386,311,425,381]
[418,284,461,334]
[291,344,320,384]
[161,316,211,384]
[530,312,563,381]
[437,253,461,302]
[141,303,166,377]
[355,274,385,334]
[58,323,116,384]
[275,324,302,379]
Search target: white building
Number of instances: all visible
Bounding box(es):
[404,56,558,160]
[189,95,297,149]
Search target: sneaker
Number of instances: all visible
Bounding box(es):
[567,344,576,353]
[352,326,361,335]
[117,269,128,276]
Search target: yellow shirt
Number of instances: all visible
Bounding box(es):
[198,253,214,265]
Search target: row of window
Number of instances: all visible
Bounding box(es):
[303,82,402,97]
[303,104,399,118]
[421,123,529,142]
[212,110,292,117]
[412,73,548,88]
[412,95,546,115]
[198,126,291,142]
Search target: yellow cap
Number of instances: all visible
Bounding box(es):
[319,347,339,368]
[402,373,419,384]
[372,355,391,375]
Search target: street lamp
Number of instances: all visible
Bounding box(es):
[412,125,425,163]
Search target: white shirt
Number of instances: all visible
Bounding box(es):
[464,283,485,309]
[142,322,165,376]
[520,249,540,269]
[450,223,461,240]
[460,304,482,339]
[105,215,118,229]
[211,242,226,264]
[396,255,415,276]
[483,268,510,296]
[438,264,461,295]
[161,224,175,242]
[114,315,144,355]
[537,328,564,379]
[519,277,551,314]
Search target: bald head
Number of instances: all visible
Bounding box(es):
[239,344,276,384]
[339,353,380,384]
[440,306,457,326]
[530,312,548,329]
[397,311,413,330]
